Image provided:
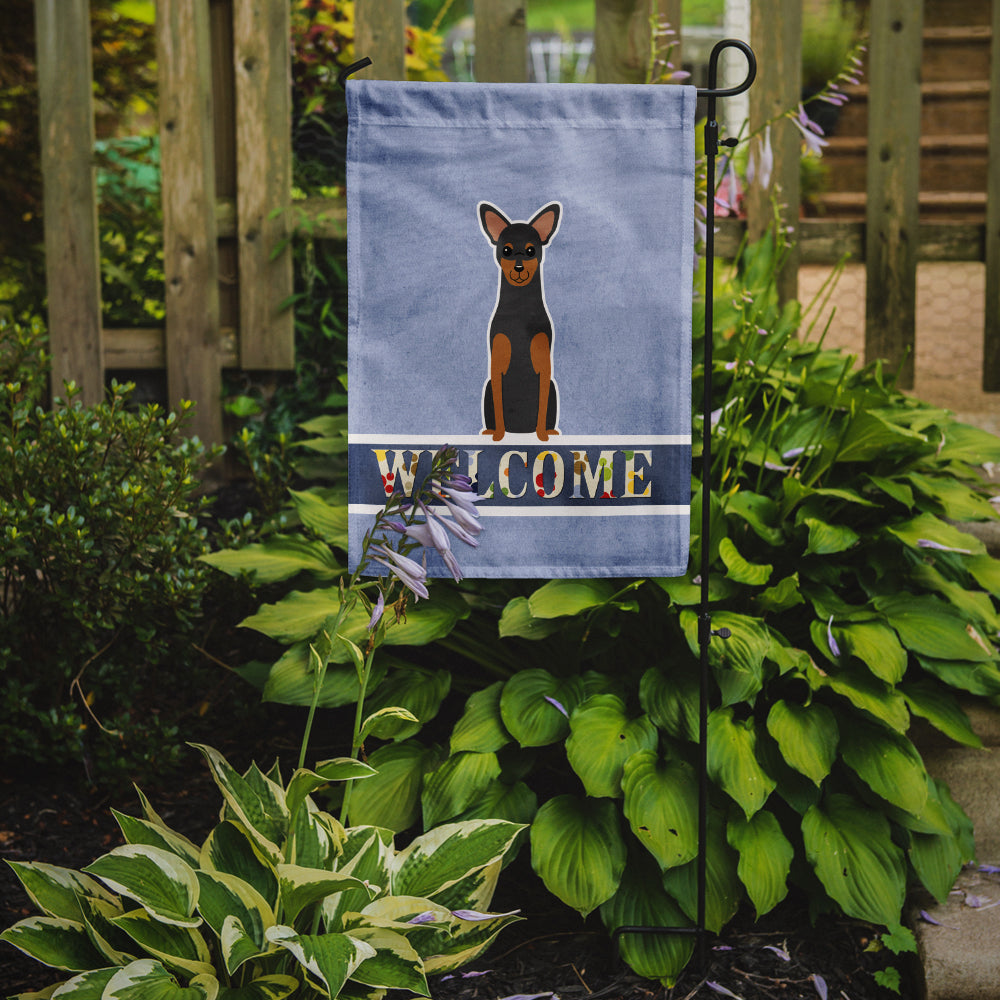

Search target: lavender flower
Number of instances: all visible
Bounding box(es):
[544,695,569,718]
[367,591,385,631]
[747,124,774,190]
[827,615,841,658]
[791,104,829,156]
[370,543,429,600]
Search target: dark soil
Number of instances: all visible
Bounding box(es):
[1,739,915,1000]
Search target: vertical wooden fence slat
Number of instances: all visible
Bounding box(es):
[157,0,223,445]
[34,0,104,405]
[983,0,1000,390]
[354,0,407,80]
[474,0,527,83]
[594,0,653,84]
[864,0,923,389]
[746,0,801,305]
[233,0,294,369]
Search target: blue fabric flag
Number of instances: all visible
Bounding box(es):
[347,80,696,578]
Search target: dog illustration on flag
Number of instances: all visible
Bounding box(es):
[478,201,562,441]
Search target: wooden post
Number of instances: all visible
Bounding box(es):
[233,0,294,369]
[594,0,653,84]
[34,0,104,405]
[658,0,682,76]
[746,0,801,305]
[474,0,526,83]
[354,0,406,80]
[157,0,223,445]
[983,0,1000,390]
[864,0,923,389]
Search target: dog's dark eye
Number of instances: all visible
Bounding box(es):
[525,245,535,256]
[502,244,513,256]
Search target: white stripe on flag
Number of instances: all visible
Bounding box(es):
[347,434,691,446]
[349,504,689,517]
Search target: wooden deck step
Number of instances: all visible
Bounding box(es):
[834,80,991,137]
[814,190,987,222]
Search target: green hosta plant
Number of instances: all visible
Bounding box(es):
[1,744,523,999]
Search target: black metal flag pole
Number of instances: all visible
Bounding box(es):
[339,41,758,974]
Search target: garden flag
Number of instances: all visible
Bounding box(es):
[346,80,696,578]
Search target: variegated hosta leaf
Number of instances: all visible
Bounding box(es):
[195,871,274,974]
[661,810,742,934]
[102,958,218,999]
[112,810,202,868]
[191,746,287,863]
[288,802,343,870]
[78,894,136,966]
[621,751,699,871]
[44,966,118,997]
[707,707,776,819]
[420,751,502,829]
[838,718,929,817]
[83,845,200,928]
[345,926,429,995]
[361,667,452,741]
[285,760,376,823]
[347,740,442,832]
[265,926,376,998]
[110,908,214,978]
[4,861,118,922]
[276,864,376,925]
[727,810,793,917]
[450,681,511,754]
[529,795,626,917]
[200,822,278,910]
[565,695,658,798]
[0,916,106,971]
[214,974,299,1000]
[424,859,501,915]
[765,700,838,786]
[499,669,585,747]
[421,906,523,975]
[391,820,524,901]
[599,853,694,987]
[802,793,906,926]
[323,829,393,931]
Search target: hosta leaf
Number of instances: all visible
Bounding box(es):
[276,865,374,925]
[906,472,998,521]
[909,828,965,905]
[497,596,564,639]
[639,664,699,742]
[265,926,375,997]
[285,759,376,822]
[530,795,627,916]
[346,740,442,832]
[421,751,502,828]
[453,779,538,827]
[288,488,349,547]
[966,553,1000,597]
[808,661,909,732]
[423,907,522,974]
[260,643,387,709]
[346,926,428,994]
[935,421,1000,464]
[393,820,524,900]
[718,537,772,586]
[360,706,421,742]
[527,579,616,618]
[727,811,793,917]
[45,966,117,998]
[83,846,200,928]
[901,680,982,748]
[910,562,1000,632]
[835,410,927,463]
[195,871,273,973]
[111,909,214,978]
[362,666,451,740]
[874,593,995,662]
[661,809,741,933]
[838,719,928,816]
[199,822,278,910]
[724,490,784,545]
[103,959,218,1000]
[216,975,299,1000]
[885,512,985,556]
[707,708,775,819]
[599,853,694,987]
[321,830,393,931]
[680,610,770,706]
[834,621,907,684]
[655,572,737,606]
[755,573,804,614]
[621,751,699,870]
[803,517,859,556]
[200,535,341,583]
[802,793,906,926]
[450,682,511,754]
[565,695,658,798]
[0,916,106,971]
[5,862,117,923]
[112,812,201,868]
[916,655,1000,697]
[765,700,838,786]
[499,670,585,747]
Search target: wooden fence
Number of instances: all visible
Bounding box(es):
[33,0,1000,445]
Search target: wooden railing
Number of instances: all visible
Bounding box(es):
[32,0,1000,444]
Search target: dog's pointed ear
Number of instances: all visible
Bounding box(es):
[529,203,561,245]
[479,203,510,245]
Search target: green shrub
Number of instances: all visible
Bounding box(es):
[0,317,220,783]
[1,743,524,997]
[208,233,1000,985]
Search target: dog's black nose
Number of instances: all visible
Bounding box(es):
[514,261,524,271]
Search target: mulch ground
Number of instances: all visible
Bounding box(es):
[1,734,913,1000]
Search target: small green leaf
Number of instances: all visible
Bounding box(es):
[450,682,511,754]
[421,751,502,828]
[527,579,616,618]
[874,594,995,663]
[838,718,929,817]
[347,740,441,832]
[288,488,348,547]
[901,680,982,748]
[707,708,776,818]
[719,537,773,585]
[727,810,793,917]
[765,700,838,786]
[497,597,564,639]
[200,536,341,584]
[639,664,699,742]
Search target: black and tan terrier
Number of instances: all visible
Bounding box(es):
[478,201,562,441]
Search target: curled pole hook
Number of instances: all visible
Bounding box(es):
[338,56,373,90]
[697,38,756,99]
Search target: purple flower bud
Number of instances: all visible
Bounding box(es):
[451,908,520,921]
[407,911,437,925]
[367,591,385,631]
[827,616,841,658]
[544,695,569,718]
[917,539,972,554]
[371,544,429,600]
[812,974,828,1000]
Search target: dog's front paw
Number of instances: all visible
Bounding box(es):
[483,428,506,441]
